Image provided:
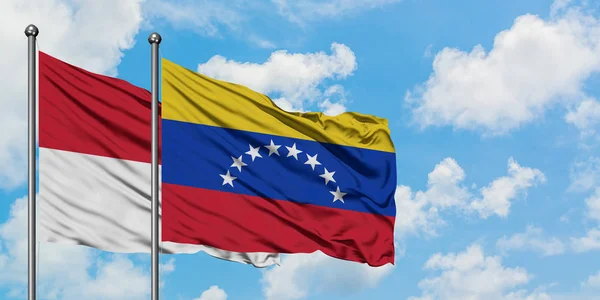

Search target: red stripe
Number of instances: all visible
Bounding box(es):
[162,183,395,267]
[39,51,161,163]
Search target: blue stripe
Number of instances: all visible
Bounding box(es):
[162,119,397,216]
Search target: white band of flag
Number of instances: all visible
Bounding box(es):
[39,147,279,267]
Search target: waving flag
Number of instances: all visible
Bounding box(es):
[161,58,397,266]
[38,51,278,267]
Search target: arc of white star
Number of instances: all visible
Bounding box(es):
[319,168,336,185]
[245,144,262,161]
[330,187,347,203]
[220,170,237,187]
[286,143,303,160]
[264,140,281,156]
[230,155,247,172]
[304,153,321,170]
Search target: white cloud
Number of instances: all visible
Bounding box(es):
[394,185,445,239]
[144,0,244,37]
[569,156,600,192]
[571,228,600,253]
[0,0,145,189]
[570,188,600,253]
[260,251,393,300]
[406,4,600,135]
[496,225,566,256]
[272,98,302,113]
[585,188,600,222]
[195,285,228,300]
[318,99,347,116]
[143,0,279,49]
[424,44,434,58]
[409,244,549,300]
[247,35,278,49]
[394,158,469,238]
[159,257,176,288]
[550,0,574,17]
[565,98,600,136]
[422,157,471,209]
[272,0,401,25]
[197,43,356,113]
[65,255,149,299]
[317,85,348,116]
[504,290,553,300]
[160,257,176,273]
[396,157,545,239]
[0,196,155,299]
[531,270,600,299]
[469,158,546,218]
[144,0,400,47]
[581,270,600,289]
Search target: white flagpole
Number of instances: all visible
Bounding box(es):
[25,24,39,300]
[148,32,162,300]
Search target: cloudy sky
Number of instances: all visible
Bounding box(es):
[1,0,600,299]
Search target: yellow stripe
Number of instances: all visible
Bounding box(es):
[161,58,395,153]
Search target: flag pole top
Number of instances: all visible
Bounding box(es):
[24,24,39,37]
[148,32,162,44]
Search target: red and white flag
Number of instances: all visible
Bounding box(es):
[37,51,279,267]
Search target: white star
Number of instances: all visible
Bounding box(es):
[319,168,336,185]
[230,155,247,172]
[220,170,237,187]
[245,144,262,161]
[264,140,281,156]
[330,187,347,203]
[304,153,321,170]
[286,143,303,160]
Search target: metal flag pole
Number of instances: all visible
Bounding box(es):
[25,24,39,300]
[148,32,162,300]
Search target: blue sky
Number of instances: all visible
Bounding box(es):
[1,0,600,299]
